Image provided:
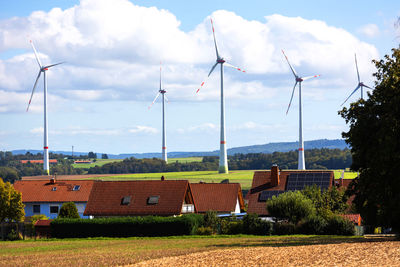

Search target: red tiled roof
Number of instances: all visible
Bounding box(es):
[84,180,194,216]
[190,183,244,213]
[14,180,95,203]
[247,169,334,216]
[20,159,57,164]
[35,219,52,227]
[340,214,362,226]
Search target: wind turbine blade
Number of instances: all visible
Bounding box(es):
[208,62,218,77]
[210,18,220,59]
[286,81,298,115]
[164,94,169,103]
[30,40,42,68]
[282,49,297,77]
[341,85,361,106]
[196,75,210,94]
[26,71,42,112]
[302,74,321,81]
[355,53,360,83]
[148,92,161,109]
[44,62,65,69]
[224,62,246,73]
[362,84,373,89]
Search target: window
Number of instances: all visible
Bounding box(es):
[73,185,81,191]
[33,205,40,213]
[51,187,57,191]
[50,206,59,214]
[121,196,131,205]
[147,196,159,205]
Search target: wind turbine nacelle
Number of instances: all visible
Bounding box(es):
[159,90,167,93]
[296,77,303,82]
[217,58,226,63]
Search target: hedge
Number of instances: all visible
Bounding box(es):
[50,214,204,238]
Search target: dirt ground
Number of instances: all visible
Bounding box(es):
[133,241,400,267]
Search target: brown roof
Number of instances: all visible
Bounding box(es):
[84,180,195,216]
[35,219,53,227]
[247,169,334,216]
[190,183,244,213]
[340,214,361,226]
[20,159,57,164]
[14,180,95,203]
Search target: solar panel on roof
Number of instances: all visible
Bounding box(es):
[258,190,285,202]
[286,172,331,191]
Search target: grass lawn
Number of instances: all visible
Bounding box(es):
[0,235,365,266]
[91,170,258,190]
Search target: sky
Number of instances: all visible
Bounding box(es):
[0,0,399,155]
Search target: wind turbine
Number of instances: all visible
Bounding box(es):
[149,62,168,162]
[196,18,245,174]
[341,53,373,106]
[26,40,63,175]
[282,50,320,170]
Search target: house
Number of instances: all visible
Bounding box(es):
[14,178,95,219]
[20,159,57,164]
[247,165,335,216]
[190,183,245,214]
[84,180,196,217]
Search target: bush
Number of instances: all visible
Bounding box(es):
[273,221,296,235]
[51,214,204,238]
[203,211,218,233]
[58,202,80,219]
[219,220,243,235]
[267,191,316,224]
[7,229,22,241]
[324,215,355,235]
[242,213,272,235]
[196,226,214,235]
[298,215,328,234]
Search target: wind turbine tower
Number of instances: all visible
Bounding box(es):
[196,18,245,174]
[149,63,168,162]
[26,40,64,175]
[341,53,373,106]
[282,50,320,170]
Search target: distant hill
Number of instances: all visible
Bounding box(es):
[10,139,348,159]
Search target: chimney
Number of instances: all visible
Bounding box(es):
[271,164,280,187]
[161,175,165,181]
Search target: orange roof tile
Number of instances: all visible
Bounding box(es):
[14,180,95,203]
[190,183,244,213]
[84,180,194,216]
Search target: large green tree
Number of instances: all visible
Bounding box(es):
[340,47,400,230]
[0,178,25,222]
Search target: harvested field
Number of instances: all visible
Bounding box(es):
[0,236,398,267]
[135,241,400,267]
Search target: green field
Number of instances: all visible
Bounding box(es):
[0,235,364,266]
[91,170,257,190]
[72,159,123,169]
[167,157,203,163]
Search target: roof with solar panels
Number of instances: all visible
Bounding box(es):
[247,165,338,216]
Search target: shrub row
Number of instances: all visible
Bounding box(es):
[274,215,355,235]
[51,214,204,238]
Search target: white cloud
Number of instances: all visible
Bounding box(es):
[0,0,379,111]
[358,24,380,38]
[129,126,158,134]
[29,127,43,134]
[176,123,218,134]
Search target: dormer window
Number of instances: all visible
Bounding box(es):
[147,196,159,205]
[51,187,57,191]
[73,185,81,191]
[121,196,131,205]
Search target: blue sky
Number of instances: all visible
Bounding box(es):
[0,0,399,154]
